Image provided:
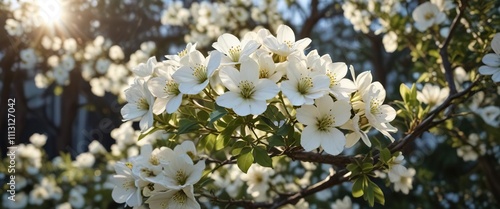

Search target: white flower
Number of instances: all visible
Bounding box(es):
[130,145,164,182]
[3,192,28,209]
[416,83,449,109]
[73,152,95,168]
[383,31,398,53]
[29,133,47,147]
[96,58,111,74]
[256,52,284,83]
[29,186,49,205]
[391,167,416,194]
[111,162,142,207]
[322,62,356,100]
[160,157,205,190]
[344,114,371,148]
[296,96,351,155]
[430,0,456,11]
[412,2,446,32]
[109,45,125,61]
[477,106,500,127]
[281,58,330,106]
[63,38,78,53]
[5,19,23,36]
[88,140,106,154]
[20,48,38,69]
[263,24,311,58]
[331,196,353,209]
[69,187,85,208]
[132,56,157,77]
[212,164,245,198]
[165,42,197,67]
[241,164,275,201]
[212,33,260,63]
[172,50,222,94]
[216,59,279,116]
[56,202,72,209]
[363,82,398,142]
[145,186,200,209]
[173,140,198,162]
[479,33,500,82]
[148,64,183,114]
[121,79,155,132]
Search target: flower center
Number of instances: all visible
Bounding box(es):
[178,48,188,58]
[164,80,180,95]
[228,45,242,62]
[400,176,411,185]
[239,80,256,99]
[283,40,294,49]
[172,190,188,204]
[137,98,149,110]
[149,155,159,166]
[316,115,335,132]
[370,100,381,115]
[272,53,287,63]
[125,162,133,169]
[176,170,187,185]
[297,76,313,95]
[424,12,435,21]
[327,72,337,88]
[254,173,264,184]
[259,68,270,79]
[122,179,135,189]
[141,168,156,177]
[193,64,208,84]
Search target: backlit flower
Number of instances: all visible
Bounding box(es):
[263,24,311,60]
[479,33,500,83]
[172,50,222,94]
[148,64,183,114]
[416,83,449,109]
[296,96,351,155]
[145,186,200,209]
[412,2,446,32]
[281,58,330,106]
[216,59,279,116]
[121,79,155,132]
[212,33,260,63]
[363,82,397,142]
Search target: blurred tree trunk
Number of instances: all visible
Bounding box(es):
[56,68,80,153]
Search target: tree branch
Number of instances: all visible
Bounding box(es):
[439,0,468,96]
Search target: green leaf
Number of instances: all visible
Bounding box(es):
[380,148,391,163]
[362,162,374,173]
[137,127,159,141]
[352,178,364,198]
[366,183,375,207]
[268,135,285,147]
[346,163,361,175]
[199,134,217,152]
[399,83,410,103]
[372,182,385,205]
[253,146,273,168]
[178,119,200,134]
[277,123,292,136]
[237,148,254,173]
[209,105,227,124]
[215,118,243,150]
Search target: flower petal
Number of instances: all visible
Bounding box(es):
[300,126,321,151]
[320,128,346,155]
[482,54,500,67]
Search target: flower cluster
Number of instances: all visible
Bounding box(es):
[479,33,500,83]
[376,152,416,195]
[160,0,283,47]
[0,134,116,209]
[111,141,205,208]
[121,24,398,156]
[33,35,156,99]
